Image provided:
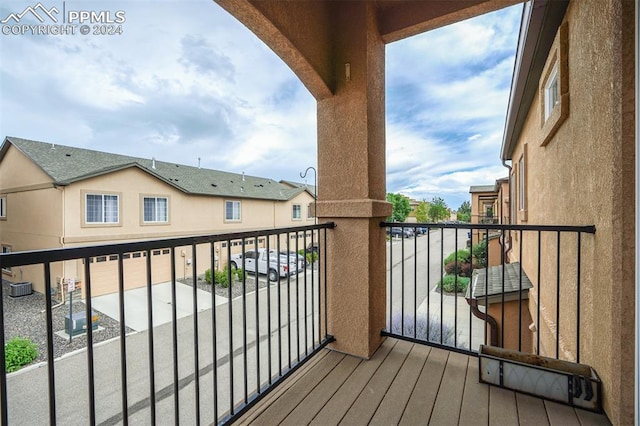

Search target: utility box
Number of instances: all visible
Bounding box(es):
[65,311,99,336]
[9,282,32,297]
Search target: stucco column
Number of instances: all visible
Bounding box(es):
[316,2,391,358]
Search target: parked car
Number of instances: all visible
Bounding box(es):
[280,251,306,272]
[387,227,414,238]
[229,249,296,281]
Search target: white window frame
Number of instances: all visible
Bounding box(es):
[292,204,302,220]
[225,200,241,222]
[85,193,119,224]
[544,63,559,121]
[0,196,6,219]
[143,196,169,223]
[1,245,11,273]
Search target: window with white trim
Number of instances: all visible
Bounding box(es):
[292,204,301,220]
[143,196,168,223]
[1,245,11,273]
[0,196,5,219]
[544,63,559,121]
[225,200,241,221]
[86,194,119,224]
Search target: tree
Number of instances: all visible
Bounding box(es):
[386,193,411,222]
[457,200,471,222]
[427,196,449,222]
[415,200,430,223]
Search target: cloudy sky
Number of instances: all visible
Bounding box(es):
[0,0,522,210]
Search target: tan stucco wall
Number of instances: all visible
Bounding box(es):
[508,1,635,422]
[0,146,63,292]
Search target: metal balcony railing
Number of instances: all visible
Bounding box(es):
[476,215,499,224]
[382,222,596,362]
[0,223,334,425]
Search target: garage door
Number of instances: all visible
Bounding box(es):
[84,249,173,297]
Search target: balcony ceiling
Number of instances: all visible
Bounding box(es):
[215,0,523,99]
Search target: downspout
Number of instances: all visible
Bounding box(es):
[501,159,513,262]
[467,297,499,346]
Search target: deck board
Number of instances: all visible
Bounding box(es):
[309,338,396,425]
[369,343,431,425]
[515,393,550,426]
[339,339,413,425]
[458,353,489,425]
[489,385,518,425]
[399,346,449,425]
[238,338,611,426]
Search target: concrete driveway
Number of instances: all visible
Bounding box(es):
[91,281,227,332]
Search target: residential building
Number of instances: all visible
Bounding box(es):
[500,0,634,423]
[0,137,316,297]
[0,0,633,424]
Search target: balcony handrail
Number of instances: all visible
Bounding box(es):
[0,222,336,268]
[380,221,596,234]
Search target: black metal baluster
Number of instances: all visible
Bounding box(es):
[117,255,128,425]
[277,234,282,376]
[254,236,261,393]
[266,237,272,385]
[537,231,541,356]
[44,262,57,425]
[191,244,200,424]
[556,231,561,359]
[241,240,248,404]
[227,241,234,415]
[170,247,180,424]
[83,257,96,426]
[323,228,328,340]
[210,243,218,424]
[295,231,300,363]
[518,230,523,352]
[426,226,430,340]
[468,227,473,351]
[145,250,156,423]
[310,230,316,349]
[414,227,418,338]
[454,228,458,347]
[303,231,308,357]
[576,232,582,363]
[440,228,444,343]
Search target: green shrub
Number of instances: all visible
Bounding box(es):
[5,337,38,373]
[214,269,228,287]
[472,240,488,267]
[235,268,246,281]
[204,269,213,284]
[436,275,470,293]
[443,249,470,267]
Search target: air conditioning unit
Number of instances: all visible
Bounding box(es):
[65,311,99,336]
[9,282,32,297]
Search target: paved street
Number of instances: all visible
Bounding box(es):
[386,228,486,351]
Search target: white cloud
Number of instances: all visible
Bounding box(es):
[0,1,521,210]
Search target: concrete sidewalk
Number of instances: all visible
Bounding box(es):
[91,281,227,332]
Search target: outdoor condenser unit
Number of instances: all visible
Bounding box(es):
[9,282,32,297]
[65,311,99,336]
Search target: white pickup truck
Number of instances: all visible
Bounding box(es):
[229,249,297,281]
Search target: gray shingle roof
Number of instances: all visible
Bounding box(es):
[469,184,497,193]
[1,137,305,201]
[467,262,533,305]
[280,180,316,197]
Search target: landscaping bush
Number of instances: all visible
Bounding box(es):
[444,261,474,278]
[214,269,228,287]
[204,268,213,284]
[5,337,38,373]
[443,249,470,267]
[436,274,470,293]
[472,240,488,267]
[389,312,458,346]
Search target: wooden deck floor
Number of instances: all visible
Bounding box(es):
[237,338,610,425]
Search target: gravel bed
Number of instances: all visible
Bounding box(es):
[179,273,269,298]
[2,280,134,364]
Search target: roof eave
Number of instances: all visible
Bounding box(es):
[500,0,569,161]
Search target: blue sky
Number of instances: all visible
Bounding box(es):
[0,1,522,210]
